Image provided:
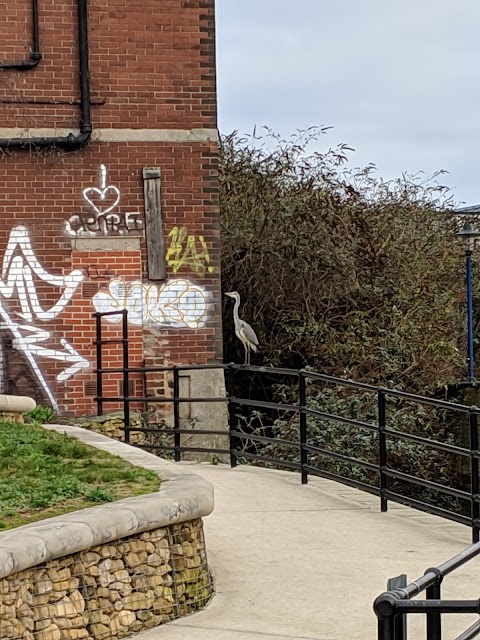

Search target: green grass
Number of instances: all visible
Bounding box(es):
[0,422,160,530]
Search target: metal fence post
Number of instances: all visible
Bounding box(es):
[374,593,398,640]
[228,364,237,468]
[121,310,130,444]
[387,576,407,640]
[470,408,480,543]
[95,312,103,417]
[378,388,388,513]
[425,569,442,640]
[299,371,308,485]
[173,365,181,462]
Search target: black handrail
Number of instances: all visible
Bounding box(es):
[93,310,480,545]
[374,542,480,639]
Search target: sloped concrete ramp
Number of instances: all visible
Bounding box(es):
[133,464,480,640]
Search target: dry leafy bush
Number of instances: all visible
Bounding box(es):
[220,128,477,513]
[220,128,467,393]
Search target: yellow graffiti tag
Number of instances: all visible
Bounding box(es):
[165,226,214,274]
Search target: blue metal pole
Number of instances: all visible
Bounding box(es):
[467,251,475,383]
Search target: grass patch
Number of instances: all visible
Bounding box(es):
[0,422,160,530]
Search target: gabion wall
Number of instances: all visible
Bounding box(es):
[0,518,213,640]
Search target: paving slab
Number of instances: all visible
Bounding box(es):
[132,464,480,640]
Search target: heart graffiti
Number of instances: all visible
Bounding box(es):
[82,165,121,217]
[65,165,143,237]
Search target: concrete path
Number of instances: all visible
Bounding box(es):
[133,464,480,640]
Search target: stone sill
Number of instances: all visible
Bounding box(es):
[70,236,143,251]
[0,424,214,579]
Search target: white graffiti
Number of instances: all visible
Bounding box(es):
[66,165,144,237]
[92,278,209,329]
[2,227,83,322]
[0,226,89,410]
[12,326,90,383]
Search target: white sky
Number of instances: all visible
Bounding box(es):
[216,0,480,206]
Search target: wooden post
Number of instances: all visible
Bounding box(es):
[143,167,166,280]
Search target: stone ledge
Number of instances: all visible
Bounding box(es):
[0,394,36,413]
[0,424,214,580]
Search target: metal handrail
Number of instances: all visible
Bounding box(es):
[93,311,480,544]
[374,542,480,639]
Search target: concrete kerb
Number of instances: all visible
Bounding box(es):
[0,423,214,579]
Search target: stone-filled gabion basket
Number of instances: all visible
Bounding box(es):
[0,425,215,640]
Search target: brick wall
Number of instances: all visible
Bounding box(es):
[0,0,221,415]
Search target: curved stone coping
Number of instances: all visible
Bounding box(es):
[0,394,36,412]
[0,423,214,580]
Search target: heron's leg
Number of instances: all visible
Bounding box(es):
[244,343,248,365]
[247,347,250,365]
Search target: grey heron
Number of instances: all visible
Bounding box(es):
[225,291,259,364]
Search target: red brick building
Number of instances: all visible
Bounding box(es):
[0,0,222,415]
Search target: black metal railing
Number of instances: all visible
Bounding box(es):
[94,310,480,543]
[375,542,480,639]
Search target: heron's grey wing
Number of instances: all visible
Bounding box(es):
[241,320,259,347]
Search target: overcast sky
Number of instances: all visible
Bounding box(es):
[216,0,480,206]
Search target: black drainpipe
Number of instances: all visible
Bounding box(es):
[0,0,92,150]
[0,0,42,70]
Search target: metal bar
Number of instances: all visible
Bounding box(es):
[385,427,470,457]
[304,444,378,472]
[396,600,480,614]
[387,575,407,640]
[229,397,299,412]
[95,313,103,416]
[173,366,181,462]
[378,388,388,513]
[302,407,378,432]
[299,372,308,484]
[426,575,442,640]
[374,593,398,640]
[382,388,471,413]
[229,364,301,377]
[228,365,237,468]
[135,444,175,452]
[128,427,228,436]
[236,451,302,471]
[436,541,480,578]
[174,447,231,455]
[384,490,472,527]
[91,355,478,412]
[94,309,127,318]
[122,310,130,444]
[470,410,480,543]
[467,251,475,383]
[232,431,298,449]
[397,542,480,601]
[96,364,229,374]
[454,619,480,640]
[303,369,378,391]
[169,396,229,403]
[94,396,227,404]
[384,468,471,501]
[377,617,395,640]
